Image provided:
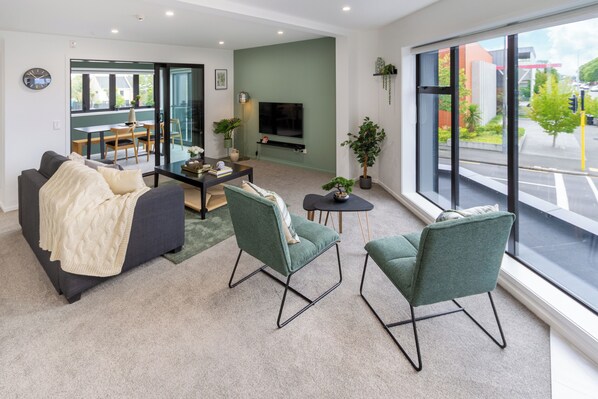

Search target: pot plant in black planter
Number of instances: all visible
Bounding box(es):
[322,176,355,202]
[213,117,242,149]
[341,117,386,189]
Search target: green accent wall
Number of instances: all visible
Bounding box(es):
[234,37,336,173]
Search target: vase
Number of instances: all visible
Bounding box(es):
[127,107,137,124]
[224,138,233,148]
[230,148,240,162]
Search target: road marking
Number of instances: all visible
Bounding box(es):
[460,161,480,165]
[586,176,598,203]
[492,177,555,188]
[554,173,569,210]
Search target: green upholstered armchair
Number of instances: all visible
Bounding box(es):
[360,211,515,371]
[224,185,342,328]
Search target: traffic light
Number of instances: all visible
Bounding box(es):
[568,94,578,113]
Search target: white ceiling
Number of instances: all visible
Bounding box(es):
[0,0,439,49]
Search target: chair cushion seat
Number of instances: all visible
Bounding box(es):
[288,214,339,273]
[106,138,134,146]
[137,135,156,142]
[364,232,421,300]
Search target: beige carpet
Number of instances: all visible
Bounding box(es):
[0,159,551,398]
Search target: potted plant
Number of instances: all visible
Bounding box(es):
[341,117,386,189]
[187,145,204,160]
[127,95,141,124]
[213,117,242,149]
[381,64,396,105]
[322,177,355,202]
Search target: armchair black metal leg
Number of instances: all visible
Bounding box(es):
[453,292,507,348]
[277,243,343,328]
[228,250,267,288]
[360,254,423,371]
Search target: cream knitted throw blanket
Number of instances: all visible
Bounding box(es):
[39,161,149,277]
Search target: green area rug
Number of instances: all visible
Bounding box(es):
[163,206,235,264]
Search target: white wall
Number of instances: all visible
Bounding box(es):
[0,30,233,211]
[335,30,381,181]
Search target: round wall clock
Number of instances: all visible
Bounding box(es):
[23,68,52,90]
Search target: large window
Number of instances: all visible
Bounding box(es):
[416,17,598,314]
[71,71,154,113]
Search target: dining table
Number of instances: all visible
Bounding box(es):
[73,120,154,159]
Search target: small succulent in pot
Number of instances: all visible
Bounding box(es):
[322,176,355,202]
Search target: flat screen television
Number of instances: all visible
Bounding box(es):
[259,102,303,138]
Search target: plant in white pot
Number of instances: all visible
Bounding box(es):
[341,117,386,189]
[213,117,242,150]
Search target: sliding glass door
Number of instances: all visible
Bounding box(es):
[154,63,204,165]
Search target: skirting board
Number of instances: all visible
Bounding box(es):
[0,201,18,212]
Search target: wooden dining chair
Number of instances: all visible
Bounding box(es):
[170,119,184,150]
[105,126,138,164]
[137,122,164,161]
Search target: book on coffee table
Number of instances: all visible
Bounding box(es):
[208,166,233,177]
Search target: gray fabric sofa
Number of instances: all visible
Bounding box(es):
[18,151,185,303]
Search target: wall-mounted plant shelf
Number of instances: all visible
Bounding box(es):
[373,68,397,76]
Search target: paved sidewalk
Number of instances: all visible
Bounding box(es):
[443,117,598,175]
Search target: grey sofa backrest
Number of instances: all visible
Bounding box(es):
[39,151,68,179]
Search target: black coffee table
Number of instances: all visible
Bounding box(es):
[305,192,374,243]
[154,157,253,219]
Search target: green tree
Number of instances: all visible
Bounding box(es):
[585,95,598,116]
[530,75,579,147]
[115,93,125,108]
[139,74,154,106]
[533,68,559,95]
[438,54,471,114]
[579,57,598,82]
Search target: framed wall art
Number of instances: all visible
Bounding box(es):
[215,69,227,90]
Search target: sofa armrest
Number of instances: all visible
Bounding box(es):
[121,184,185,271]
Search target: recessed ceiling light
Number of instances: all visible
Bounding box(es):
[342,6,351,11]
[277,30,284,35]
[219,41,224,45]
[165,10,174,17]
[111,29,119,34]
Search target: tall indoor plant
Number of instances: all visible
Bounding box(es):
[341,117,386,189]
[213,117,242,149]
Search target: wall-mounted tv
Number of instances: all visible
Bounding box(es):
[259,102,303,138]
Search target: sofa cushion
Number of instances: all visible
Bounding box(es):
[242,181,300,244]
[97,167,147,195]
[39,151,68,179]
[435,204,499,222]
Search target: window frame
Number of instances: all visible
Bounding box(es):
[70,72,154,114]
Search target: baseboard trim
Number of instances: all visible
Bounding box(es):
[0,201,17,213]
[499,256,598,366]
